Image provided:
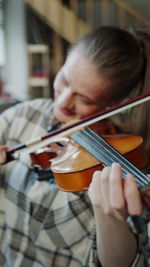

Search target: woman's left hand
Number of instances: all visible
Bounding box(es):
[88,162,143,220]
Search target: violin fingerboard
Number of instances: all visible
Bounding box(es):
[71,128,150,188]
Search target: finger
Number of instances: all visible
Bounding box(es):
[0,146,8,164]
[125,173,143,215]
[88,170,103,206]
[109,163,125,211]
[0,146,8,151]
[100,166,111,213]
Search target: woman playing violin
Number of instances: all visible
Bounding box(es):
[0,26,149,267]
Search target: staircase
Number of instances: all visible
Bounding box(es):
[25,0,150,44]
[25,0,150,89]
[25,0,91,44]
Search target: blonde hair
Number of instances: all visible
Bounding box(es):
[70,26,145,102]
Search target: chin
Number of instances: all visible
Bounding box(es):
[54,105,70,123]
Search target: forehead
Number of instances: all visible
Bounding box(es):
[64,50,99,81]
[63,50,112,98]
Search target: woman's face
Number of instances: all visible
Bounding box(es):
[53,49,112,123]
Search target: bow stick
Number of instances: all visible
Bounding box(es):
[6,91,150,161]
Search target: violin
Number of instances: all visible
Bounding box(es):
[30,120,148,193]
[5,92,150,209]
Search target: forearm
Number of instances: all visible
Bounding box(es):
[94,206,137,267]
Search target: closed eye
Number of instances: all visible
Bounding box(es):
[80,95,98,105]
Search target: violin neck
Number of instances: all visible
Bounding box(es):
[71,128,150,189]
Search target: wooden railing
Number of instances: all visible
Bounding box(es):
[25,0,150,82]
[25,0,91,44]
[25,0,150,44]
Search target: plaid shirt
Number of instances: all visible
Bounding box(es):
[0,99,148,267]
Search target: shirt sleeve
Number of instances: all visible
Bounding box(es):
[130,229,149,267]
[89,229,149,267]
[0,105,17,145]
[88,241,101,267]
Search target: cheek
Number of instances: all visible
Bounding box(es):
[77,105,101,119]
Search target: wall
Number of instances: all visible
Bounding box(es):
[2,0,150,100]
[3,0,28,100]
[0,0,5,67]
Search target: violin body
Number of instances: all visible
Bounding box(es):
[30,147,57,170]
[30,120,148,192]
[30,120,114,170]
[51,134,147,192]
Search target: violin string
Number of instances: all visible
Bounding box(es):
[85,129,150,187]
[72,130,132,181]
[81,129,150,187]
[72,130,146,187]
[85,129,149,185]
[71,129,150,187]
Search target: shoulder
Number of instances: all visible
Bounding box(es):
[15,98,53,111]
[2,98,53,116]
[0,98,54,128]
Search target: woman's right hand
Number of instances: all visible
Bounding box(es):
[0,146,8,164]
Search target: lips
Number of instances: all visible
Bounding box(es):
[60,108,75,116]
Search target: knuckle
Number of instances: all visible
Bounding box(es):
[91,196,101,207]
[104,206,112,215]
[111,201,125,211]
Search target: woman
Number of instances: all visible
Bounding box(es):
[0,26,149,267]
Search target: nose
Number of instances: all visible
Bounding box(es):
[57,87,74,108]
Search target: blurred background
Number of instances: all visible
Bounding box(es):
[0,0,150,110]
